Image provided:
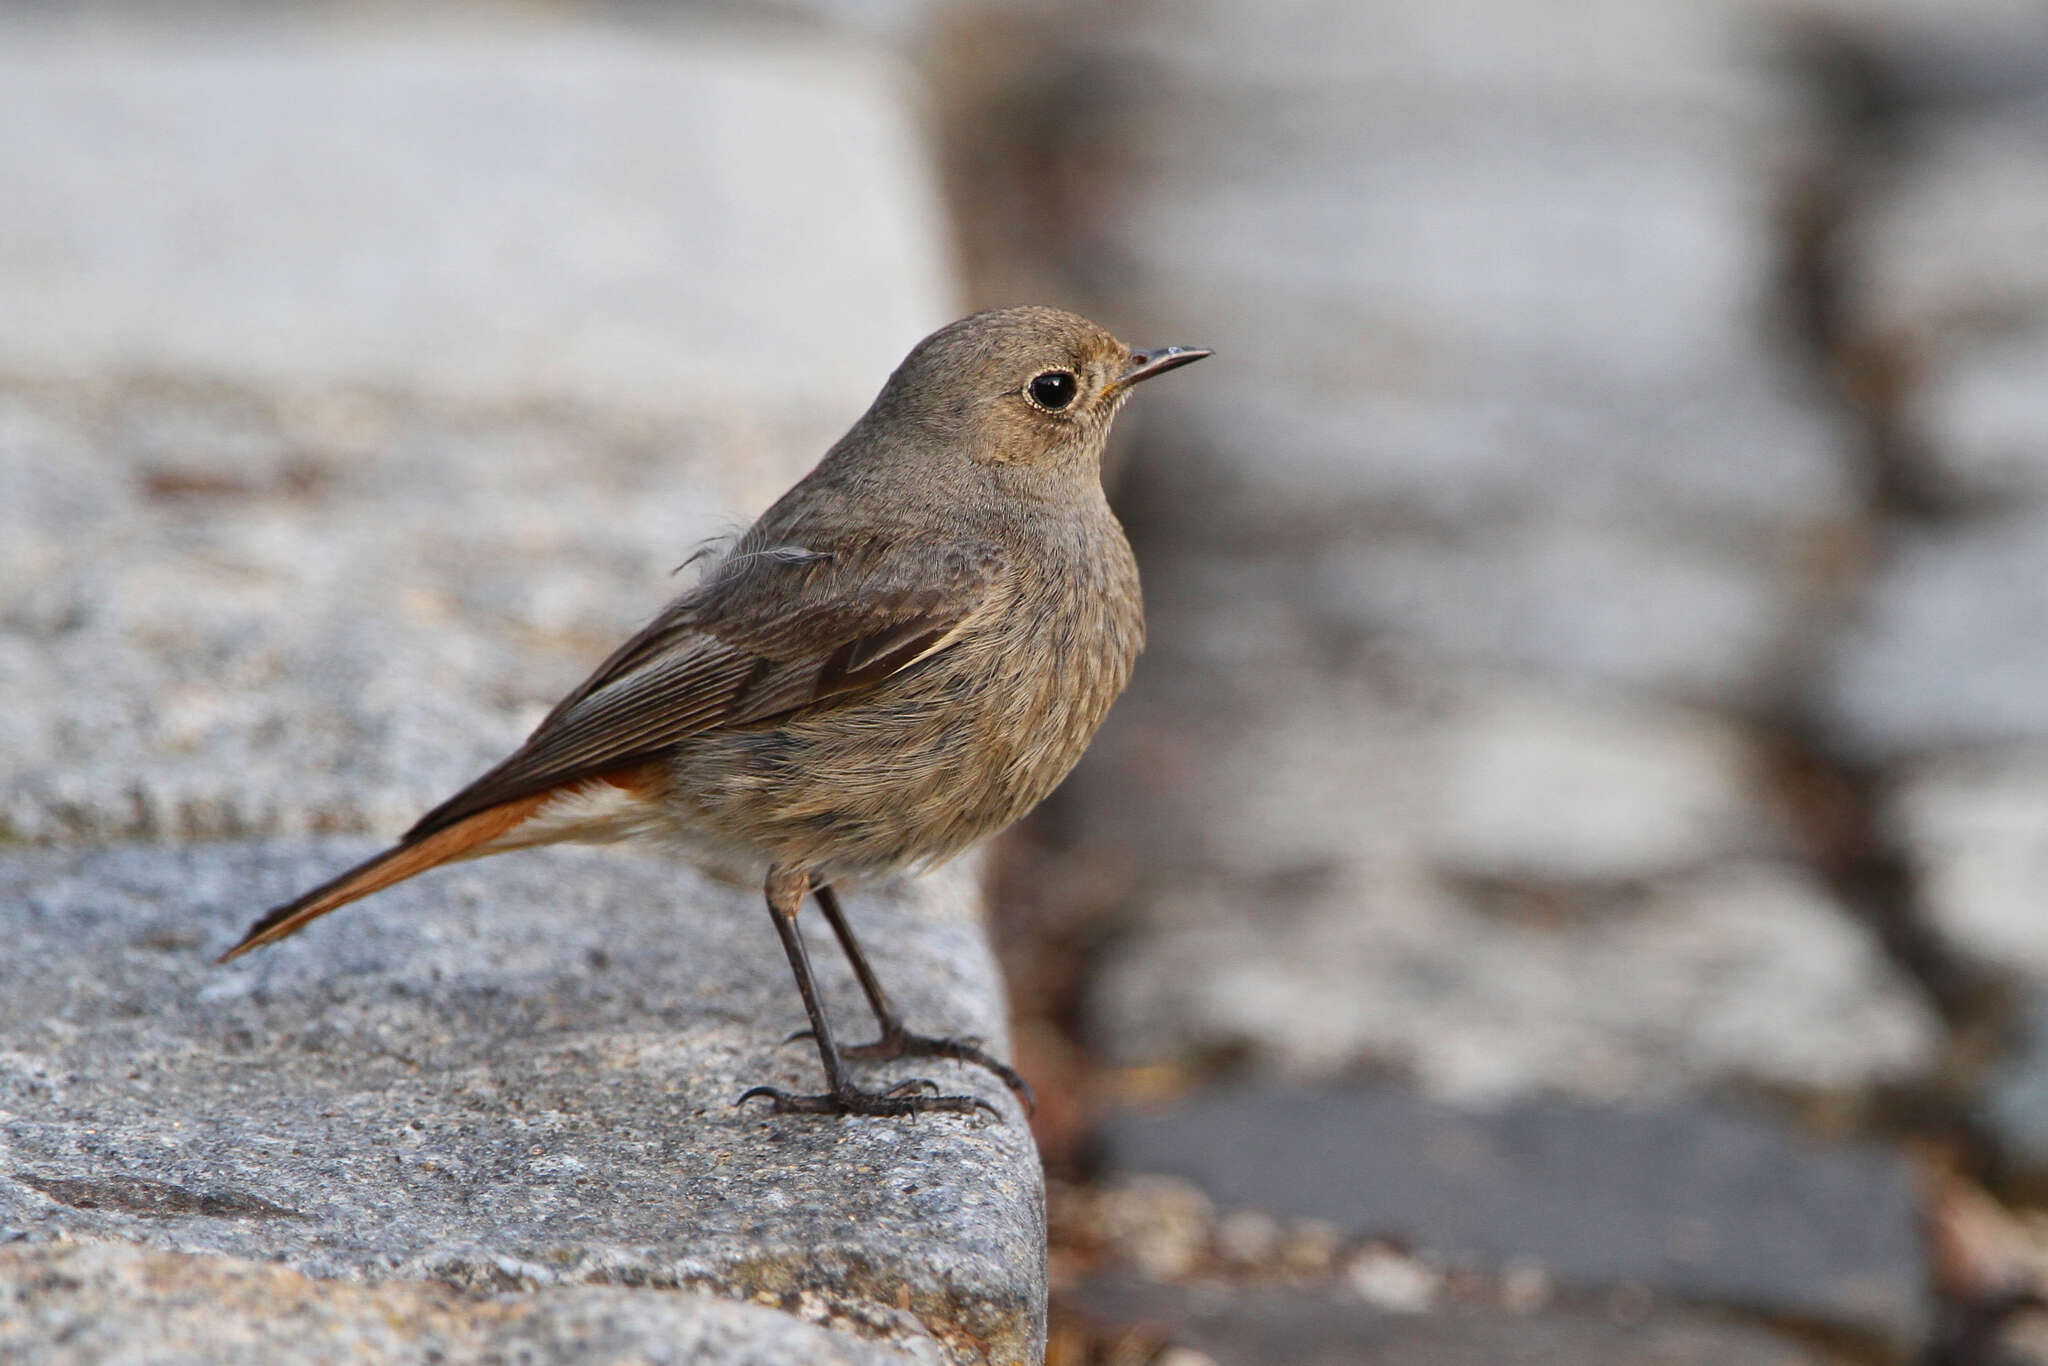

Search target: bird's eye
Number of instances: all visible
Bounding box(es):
[1027,370,1079,411]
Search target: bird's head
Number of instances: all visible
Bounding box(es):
[865,306,1210,476]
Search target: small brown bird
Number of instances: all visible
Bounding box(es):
[220,306,1208,1117]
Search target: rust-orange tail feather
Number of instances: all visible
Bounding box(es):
[216,793,550,963]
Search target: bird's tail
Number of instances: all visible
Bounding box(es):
[216,792,551,962]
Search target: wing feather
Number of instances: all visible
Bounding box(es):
[404,538,1000,841]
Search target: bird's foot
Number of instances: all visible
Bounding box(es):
[736,1077,998,1120]
[781,1026,1034,1113]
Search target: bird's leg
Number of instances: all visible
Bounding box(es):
[738,866,994,1119]
[803,880,1033,1113]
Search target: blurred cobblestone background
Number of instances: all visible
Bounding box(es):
[6,1,2048,1363]
[930,0,2048,1361]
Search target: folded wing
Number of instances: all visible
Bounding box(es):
[404,535,1005,841]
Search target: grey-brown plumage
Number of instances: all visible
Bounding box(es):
[221,306,1208,1117]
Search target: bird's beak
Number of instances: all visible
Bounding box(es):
[1112,345,1212,392]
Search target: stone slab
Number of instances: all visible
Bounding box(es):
[1767,0,2048,35]
[1912,325,2048,508]
[1062,569,1934,1105]
[1074,0,1854,556]
[0,16,955,421]
[1848,101,2048,509]
[1061,583,1786,888]
[0,1242,923,1366]
[1887,750,2048,975]
[1062,1276,1836,1366]
[1094,1082,1928,1346]
[1305,521,1817,706]
[1822,517,2048,757]
[0,841,1044,1365]
[1085,859,1938,1103]
[1099,0,1795,126]
[1421,685,1775,884]
[1975,991,2048,1187]
[1058,586,1931,1106]
[1850,102,2048,349]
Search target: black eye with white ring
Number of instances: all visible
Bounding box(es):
[1027,370,1079,411]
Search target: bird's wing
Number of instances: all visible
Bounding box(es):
[402,536,1005,841]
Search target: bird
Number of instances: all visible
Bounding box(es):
[218,305,1209,1118]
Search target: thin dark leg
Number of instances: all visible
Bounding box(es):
[813,882,898,1027]
[808,881,1034,1112]
[738,866,993,1119]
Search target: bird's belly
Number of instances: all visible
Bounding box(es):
[662,646,1120,878]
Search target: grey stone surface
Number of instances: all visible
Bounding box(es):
[1826,96,2048,755]
[0,16,955,422]
[1096,0,1801,149]
[0,1242,924,1366]
[1085,858,1939,1103]
[1887,750,2048,975]
[1031,0,1900,1127]
[1773,0,2048,31]
[1063,1277,1835,1366]
[1103,282,1843,723]
[1913,325,2048,507]
[1063,570,1788,887]
[1052,592,1446,880]
[1061,564,1932,1105]
[1064,562,1935,1103]
[0,842,1044,1365]
[769,0,948,45]
[1822,517,2048,757]
[1976,992,2048,1185]
[1850,101,2048,352]
[1902,754,2048,1188]
[1066,0,1856,698]
[1094,1082,1929,1346]
[1305,519,1820,706]
[1849,100,2048,509]
[1812,9,2048,1225]
[1421,683,1775,884]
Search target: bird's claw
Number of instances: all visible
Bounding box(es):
[735,1081,998,1121]
[838,1030,1035,1115]
[775,1026,1032,1113]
